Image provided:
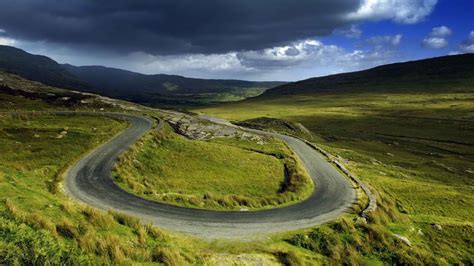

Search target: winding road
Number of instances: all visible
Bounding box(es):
[64,112,356,239]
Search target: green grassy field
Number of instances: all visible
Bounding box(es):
[0,72,312,265]
[114,123,313,210]
[0,113,212,264]
[196,91,474,264]
[2,70,473,265]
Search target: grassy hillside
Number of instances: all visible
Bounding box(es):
[63,64,285,106]
[196,93,474,265]
[2,68,473,264]
[195,56,474,264]
[114,123,313,210]
[0,72,283,264]
[263,54,474,97]
[0,112,219,264]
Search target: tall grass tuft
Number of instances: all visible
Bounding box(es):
[4,198,25,220]
[151,246,186,266]
[55,219,78,239]
[29,213,57,235]
[111,211,141,230]
[82,207,114,228]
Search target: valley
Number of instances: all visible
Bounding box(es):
[0,54,473,264]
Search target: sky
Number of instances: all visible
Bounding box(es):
[0,0,473,81]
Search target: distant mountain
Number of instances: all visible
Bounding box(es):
[0,45,88,90]
[63,64,285,105]
[0,45,285,107]
[263,54,474,97]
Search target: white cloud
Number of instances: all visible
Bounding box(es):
[130,39,403,80]
[422,26,452,49]
[335,25,363,39]
[0,28,16,46]
[430,26,452,37]
[459,31,474,53]
[70,38,399,81]
[236,40,343,68]
[366,34,403,46]
[422,37,448,49]
[449,31,474,54]
[127,52,251,75]
[13,37,402,81]
[348,0,438,24]
[0,37,16,46]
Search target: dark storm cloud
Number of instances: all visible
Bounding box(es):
[0,0,360,55]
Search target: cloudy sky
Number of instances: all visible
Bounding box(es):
[0,0,473,81]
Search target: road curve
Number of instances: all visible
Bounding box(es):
[64,112,356,239]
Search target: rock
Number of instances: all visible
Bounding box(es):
[431,223,442,231]
[166,113,262,142]
[394,234,412,246]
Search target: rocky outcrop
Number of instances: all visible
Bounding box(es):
[163,112,266,143]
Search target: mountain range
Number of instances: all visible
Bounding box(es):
[0,45,285,106]
[1,44,473,107]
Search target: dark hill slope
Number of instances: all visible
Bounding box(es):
[264,54,474,97]
[0,45,88,90]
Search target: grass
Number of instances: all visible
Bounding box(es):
[0,112,207,264]
[147,87,269,108]
[2,70,472,264]
[195,90,474,264]
[114,122,313,210]
[0,72,318,265]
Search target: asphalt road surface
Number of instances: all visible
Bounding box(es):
[65,112,356,239]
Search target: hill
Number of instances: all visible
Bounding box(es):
[263,54,474,97]
[0,45,88,90]
[63,64,285,106]
[2,53,473,263]
[0,45,285,106]
[195,54,474,265]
